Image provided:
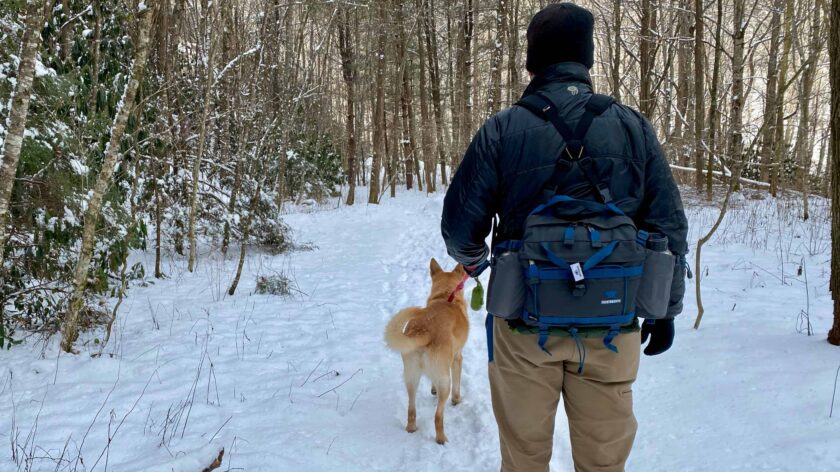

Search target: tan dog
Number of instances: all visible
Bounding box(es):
[384,258,469,444]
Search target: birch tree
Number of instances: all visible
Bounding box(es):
[0,0,49,266]
[61,2,157,353]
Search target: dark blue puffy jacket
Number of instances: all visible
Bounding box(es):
[441,62,689,317]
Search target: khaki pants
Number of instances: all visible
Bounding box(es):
[488,317,640,472]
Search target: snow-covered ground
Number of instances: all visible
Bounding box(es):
[1,188,839,472]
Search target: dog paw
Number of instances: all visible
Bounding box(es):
[430,387,437,396]
[435,434,448,445]
[406,424,417,433]
[451,396,461,406]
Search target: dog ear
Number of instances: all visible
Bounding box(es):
[454,264,466,275]
[430,258,442,275]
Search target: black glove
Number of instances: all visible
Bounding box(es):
[640,319,674,356]
[465,259,490,278]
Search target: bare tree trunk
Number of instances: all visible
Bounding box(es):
[61,3,156,353]
[338,5,357,205]
[388,80,399,199]
[88,0,102,114]
[816,128,828,194]
[396,1,419,192]
[463,0,474,145]
[453,0,474,171]
[828,0,840,346]
[228,183,260,296]
[705,0,724,200]
[487,0,507,116]
[771,0,795,196]
[693,0,705,188]
[610,0,622,101]
[368,0,387,204]
[152,119,165,278]
[795,2,823,221]
[0,0,49,266]
[222,3,243,255]
[187,2,218,272]
[673,0,691,155]
[59,0,72,65]
[506,0,521,104]
[223,128,249,255]
[447,3,459,181]
[727,0,747,179]
[165,0,186,256]
[639,0,657,118]
[272,1,290,210]
[422,0,449,188]
[417,13,436,193]
[759,0,783,184]
[154,164,163,278]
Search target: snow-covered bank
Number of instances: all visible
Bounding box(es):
[1,189,838,471]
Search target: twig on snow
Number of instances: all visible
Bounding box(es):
[318,368,362,398]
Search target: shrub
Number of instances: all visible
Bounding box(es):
[255,274,296,297]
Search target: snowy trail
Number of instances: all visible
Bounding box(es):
[275,194,502,472]
[1,190,839,472]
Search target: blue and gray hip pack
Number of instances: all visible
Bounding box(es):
[485,93,676,356]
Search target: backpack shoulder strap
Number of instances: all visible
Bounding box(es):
[575,94,616,203]
[516,94,578,149]
[516,93,615,159]
[574,94,615,140]
[516,93,617,203]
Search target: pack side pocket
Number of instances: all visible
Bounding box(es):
[636,249,676,319]
[486,250,526,320]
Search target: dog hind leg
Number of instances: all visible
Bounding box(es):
[430,359,452,444]
[450,350,463,405]
[402,353,421,433]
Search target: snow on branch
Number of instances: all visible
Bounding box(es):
[213,45,262,87]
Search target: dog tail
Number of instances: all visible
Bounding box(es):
[384,308,431,354]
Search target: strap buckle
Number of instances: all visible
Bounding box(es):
[564,225,576,246]
[596,185,612,203]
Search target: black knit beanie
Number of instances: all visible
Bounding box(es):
[526,2,595,73]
